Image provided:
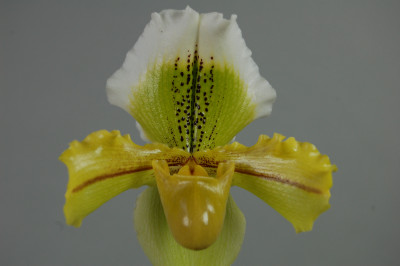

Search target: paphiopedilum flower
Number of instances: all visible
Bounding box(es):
[60,7,337,265]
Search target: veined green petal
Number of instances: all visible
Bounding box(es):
[134,187,245,266]
[59,130,190,227]
[106,7,276,152]
[194,133,337,232]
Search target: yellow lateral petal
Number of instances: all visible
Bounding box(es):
[59,130,190,227]
[193,133,337,232]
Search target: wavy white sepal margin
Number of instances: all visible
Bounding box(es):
[198,12,276,119]
[107,6,276,138]
[106,6,199,113]
[135,121,151,143]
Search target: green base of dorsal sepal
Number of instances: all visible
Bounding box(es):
[129,56,256,152]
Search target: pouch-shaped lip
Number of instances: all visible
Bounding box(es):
[153,159,235,250]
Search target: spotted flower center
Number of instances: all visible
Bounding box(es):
[129,46,256,152]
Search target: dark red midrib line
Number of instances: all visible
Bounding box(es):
[201,164,323,194]
[234,169,323,194]
[71,161,190,193]
[71,167,153,193]
[72,161,323,195]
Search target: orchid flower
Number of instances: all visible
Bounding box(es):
[60,7,337,265]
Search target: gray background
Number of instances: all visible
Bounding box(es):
[1,0,399,265]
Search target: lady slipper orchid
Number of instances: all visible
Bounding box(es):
[60,7,337,265]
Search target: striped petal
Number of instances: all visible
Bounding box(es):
[193,133,337,232]
[106,7,276,152]
[59,130,190,227]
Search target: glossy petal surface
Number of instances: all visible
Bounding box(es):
[194,133,337,232]
[60,130,190,227]
[134,187,245,266]
[153,160,234,250]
